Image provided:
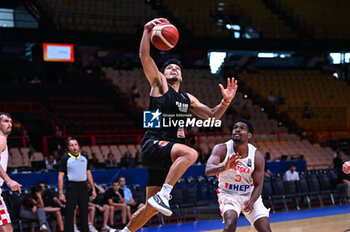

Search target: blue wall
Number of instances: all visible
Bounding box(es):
[8,161,306,188]
[9,165,206,187]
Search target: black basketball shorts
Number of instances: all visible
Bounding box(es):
[141,138,175,186]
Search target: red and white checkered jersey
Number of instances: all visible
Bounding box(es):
[217,141,256,195]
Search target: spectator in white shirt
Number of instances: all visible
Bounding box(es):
[284,164,299,181]
[45,154,57,171]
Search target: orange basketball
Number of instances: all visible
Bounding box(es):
[151,23,179,51]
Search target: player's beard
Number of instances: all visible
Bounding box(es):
[1,127,11,136]
[232,134,243,143]
[166,76,179,84]
[233,137,242,143]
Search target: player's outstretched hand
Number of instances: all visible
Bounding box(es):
[144,18,169,33]
[243,200,254,213]
[224,153,241,170]
[6,179,22,193]
[219,78,238,103]
[343,161,350,174]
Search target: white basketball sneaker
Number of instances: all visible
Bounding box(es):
[74,224,80,232]
[39,224,48,232]
[88,223,98,232]
[148,192,172,216]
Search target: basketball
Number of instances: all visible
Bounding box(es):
[151,23,179,51]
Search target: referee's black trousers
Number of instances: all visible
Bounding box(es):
[64,181,89,232]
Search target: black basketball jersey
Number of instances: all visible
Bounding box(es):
[143,85,191,144]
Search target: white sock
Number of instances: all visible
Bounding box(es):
[159,183,173,198]
[122,227,131,232]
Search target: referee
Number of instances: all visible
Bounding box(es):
[58,138,96,232]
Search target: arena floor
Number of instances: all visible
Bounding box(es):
[139,205,350,232]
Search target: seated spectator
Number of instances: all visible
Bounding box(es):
[38,182,64,232]
[89,153,104,169]
[104,180,131,227]
[20,185,53,231]
[87,182,114,232]
[105,153,118,169]
[119,151,135,168]
[118,176,145,212]
[283,164,299,181]
[52,150,62,166]
[45,154,57,171]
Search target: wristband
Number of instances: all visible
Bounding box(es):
[221,99,230,106]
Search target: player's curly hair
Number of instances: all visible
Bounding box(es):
[233,119,254,134]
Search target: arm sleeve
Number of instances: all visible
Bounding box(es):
[82,153,90,170]
[59,155,69,173]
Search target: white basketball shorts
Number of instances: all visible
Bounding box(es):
[218,191,269,225]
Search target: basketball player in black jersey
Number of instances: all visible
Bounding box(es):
[118,18,238,232]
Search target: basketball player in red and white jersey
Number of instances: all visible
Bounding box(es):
[206,119,271,232]
[0,113,22,232]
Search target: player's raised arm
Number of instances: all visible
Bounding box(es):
[188,77,238,120]
[139,18,168,87]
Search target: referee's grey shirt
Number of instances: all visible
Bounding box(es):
[59,153,89,182]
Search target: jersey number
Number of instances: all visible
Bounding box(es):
[235,175,241,182]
